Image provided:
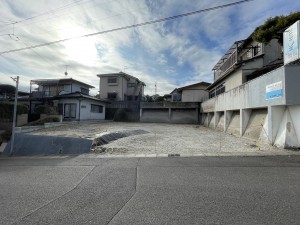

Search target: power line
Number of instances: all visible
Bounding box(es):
[0,0,255,56]
[0,0,88,28]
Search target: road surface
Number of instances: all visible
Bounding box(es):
[0,155,299,225]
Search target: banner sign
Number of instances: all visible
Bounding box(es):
[266,81,283,100]
[284,21,300,65]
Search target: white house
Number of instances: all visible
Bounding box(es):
[30,78,106,121]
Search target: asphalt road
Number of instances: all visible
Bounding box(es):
[0,155,299,225]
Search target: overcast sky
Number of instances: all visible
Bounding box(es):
[0,0,298,95]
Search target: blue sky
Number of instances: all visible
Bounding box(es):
[0,0,299,95]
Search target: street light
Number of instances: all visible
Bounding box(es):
[10,76,19,156]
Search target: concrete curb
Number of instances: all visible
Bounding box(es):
[77,151,300,158]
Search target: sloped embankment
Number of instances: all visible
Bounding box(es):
[91,129,149,152]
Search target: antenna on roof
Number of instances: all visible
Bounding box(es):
[64,65,69,76]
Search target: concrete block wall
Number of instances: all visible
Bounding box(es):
[140,108,199,124]
[16,114,28,126]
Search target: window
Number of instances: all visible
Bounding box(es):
[246,50,252,58]
[253,46,260,56]
[216,84,225,95]
[91,104,103,113]
[128,83,136,87]
[127,96,133,101]
[107,92,117,100]
[81,88,89,95]
[107,77,117,84]
[209,90,216,98]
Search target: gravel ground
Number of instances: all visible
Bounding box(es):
[28,121,295,155]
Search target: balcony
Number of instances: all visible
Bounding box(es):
[30,91,59,98]
[214,43,264,81]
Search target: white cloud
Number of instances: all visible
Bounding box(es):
[0,0,298,96]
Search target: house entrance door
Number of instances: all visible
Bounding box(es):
[64,103,76,118]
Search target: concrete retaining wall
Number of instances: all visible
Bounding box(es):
[226,111,240,136]
[170,109,198,124]
[243,109,268,140]
[201,65,300,148]
[140,102,200,124]
[4,133,92,156]
[140,109,169,123]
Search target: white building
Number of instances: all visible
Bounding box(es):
[30,78,106,121]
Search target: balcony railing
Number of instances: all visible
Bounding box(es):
[214,44,264,81]
[30,91,59,98]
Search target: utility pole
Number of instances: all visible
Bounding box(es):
[10,76,19,156]
[155,82,157,95]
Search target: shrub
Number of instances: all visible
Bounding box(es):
[0,130,12,142]
[0,102,28,121]
[34,105,57,115]
[25,117,60,126]
[253,11,300,44]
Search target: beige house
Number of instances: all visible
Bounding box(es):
[97,72,145,101]
[207,35,282,98]
[170,82,211,102]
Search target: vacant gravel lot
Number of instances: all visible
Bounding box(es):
[28,121,295,156]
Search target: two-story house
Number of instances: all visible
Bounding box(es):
[29,78,106,121]
[97,72,145,101]
[207,34,282,98]
[96,72,145,120]
[169,82,211,102]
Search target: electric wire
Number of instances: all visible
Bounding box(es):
[0,0,88,27]
[0,0,255,56]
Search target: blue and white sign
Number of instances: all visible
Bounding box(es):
[284,21,300,65]
[266,81,283,100]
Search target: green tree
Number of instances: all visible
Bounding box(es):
[253,11,300,44]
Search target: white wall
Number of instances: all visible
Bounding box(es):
[79,99,105,120]
[202,66,288,112]
[58,98,105,120]
[223,69,242,91]
[182,90,208,102]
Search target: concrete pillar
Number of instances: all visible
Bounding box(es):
[196,108,200,124]
[168,108,171,121]
[268,106,285,144]
[214,111,221,129]
[140,108,143,120]
[224,110,233,132]
[202,113,208,126]
[208,112,213,127]
[240,109,252,136]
